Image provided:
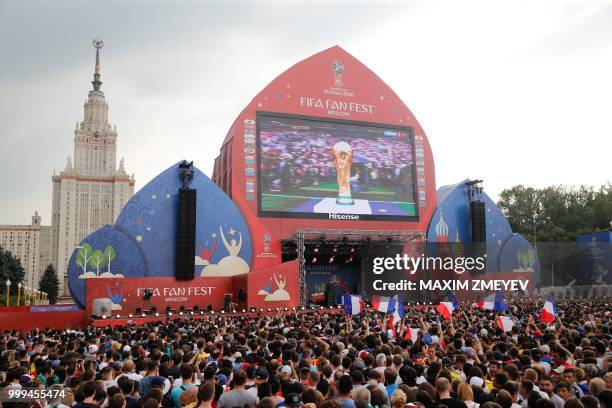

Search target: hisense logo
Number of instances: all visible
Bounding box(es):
[329,213,360,220]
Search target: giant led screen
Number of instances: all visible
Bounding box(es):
[257,112,419,221]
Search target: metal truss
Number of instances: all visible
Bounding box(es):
[288,228,426,306]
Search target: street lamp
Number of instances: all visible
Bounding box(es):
[5,279,11,306]
[17,283,22,306]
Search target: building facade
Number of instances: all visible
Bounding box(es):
[0,212,50,290]
[51,40,135,295]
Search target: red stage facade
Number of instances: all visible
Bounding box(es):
[84,260,300,314]
[213,46,437,273]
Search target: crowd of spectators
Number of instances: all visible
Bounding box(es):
[0,298,610,408]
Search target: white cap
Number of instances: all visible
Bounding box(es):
[88,344,98,354]
[469,377,484,387]
[540,345,550,354]
[281,365,292,375]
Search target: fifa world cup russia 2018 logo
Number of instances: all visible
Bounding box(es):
[263,233,271,253]
[333,142,354,205]
[332,60,344,88]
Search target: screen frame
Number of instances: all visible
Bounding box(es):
[255,111,420,222]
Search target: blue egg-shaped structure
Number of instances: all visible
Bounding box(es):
[67,161,252,307]
[67,225,146,308]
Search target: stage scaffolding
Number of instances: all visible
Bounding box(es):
[285,228,426,306]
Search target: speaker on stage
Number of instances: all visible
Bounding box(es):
[176,188,197,280]
[470,201,486,268]
[470,201,486,242]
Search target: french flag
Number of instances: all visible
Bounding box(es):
[540,295,557,324]
[389,300,404,326]
[496,315,515,332]
[371,295,398,313]
[404,327,420,341]
[343,295,363,315]
[436,291,459,320]
[477,291,509,311]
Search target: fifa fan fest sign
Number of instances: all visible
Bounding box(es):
[299,97,376,116]
[217,46,437,271]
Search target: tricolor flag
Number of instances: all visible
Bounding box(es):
[389,300,405,326]
[496,315,515,332]
[476,291,509,311]
[371,295,398,314]
[404,327,420,341]
[343,295,363,315]
[436,291,459,320]
[540,295,557,324]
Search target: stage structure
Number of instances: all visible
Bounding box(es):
[284,228,425,305]
[62,46,543,319]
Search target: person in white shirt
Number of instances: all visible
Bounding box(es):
[374,354,387,375]
[116,359,143,382]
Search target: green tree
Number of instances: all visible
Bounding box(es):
[0,247,25,296]
[498,182,612,242]
[90,250,107,276]
[497,185,542,239]
[104,245,116,273]
[76,243,94,274]
[39,264,60,304]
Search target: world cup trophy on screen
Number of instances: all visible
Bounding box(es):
[333,141,354,205]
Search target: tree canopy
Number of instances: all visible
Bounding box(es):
[0,247,25,294]
[497,182,612,242]
[39,263,60,304]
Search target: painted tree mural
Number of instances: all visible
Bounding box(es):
[104,246,117,274]
[76,244,94,274]
[75,243,119,276]
[90,250,107,276]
